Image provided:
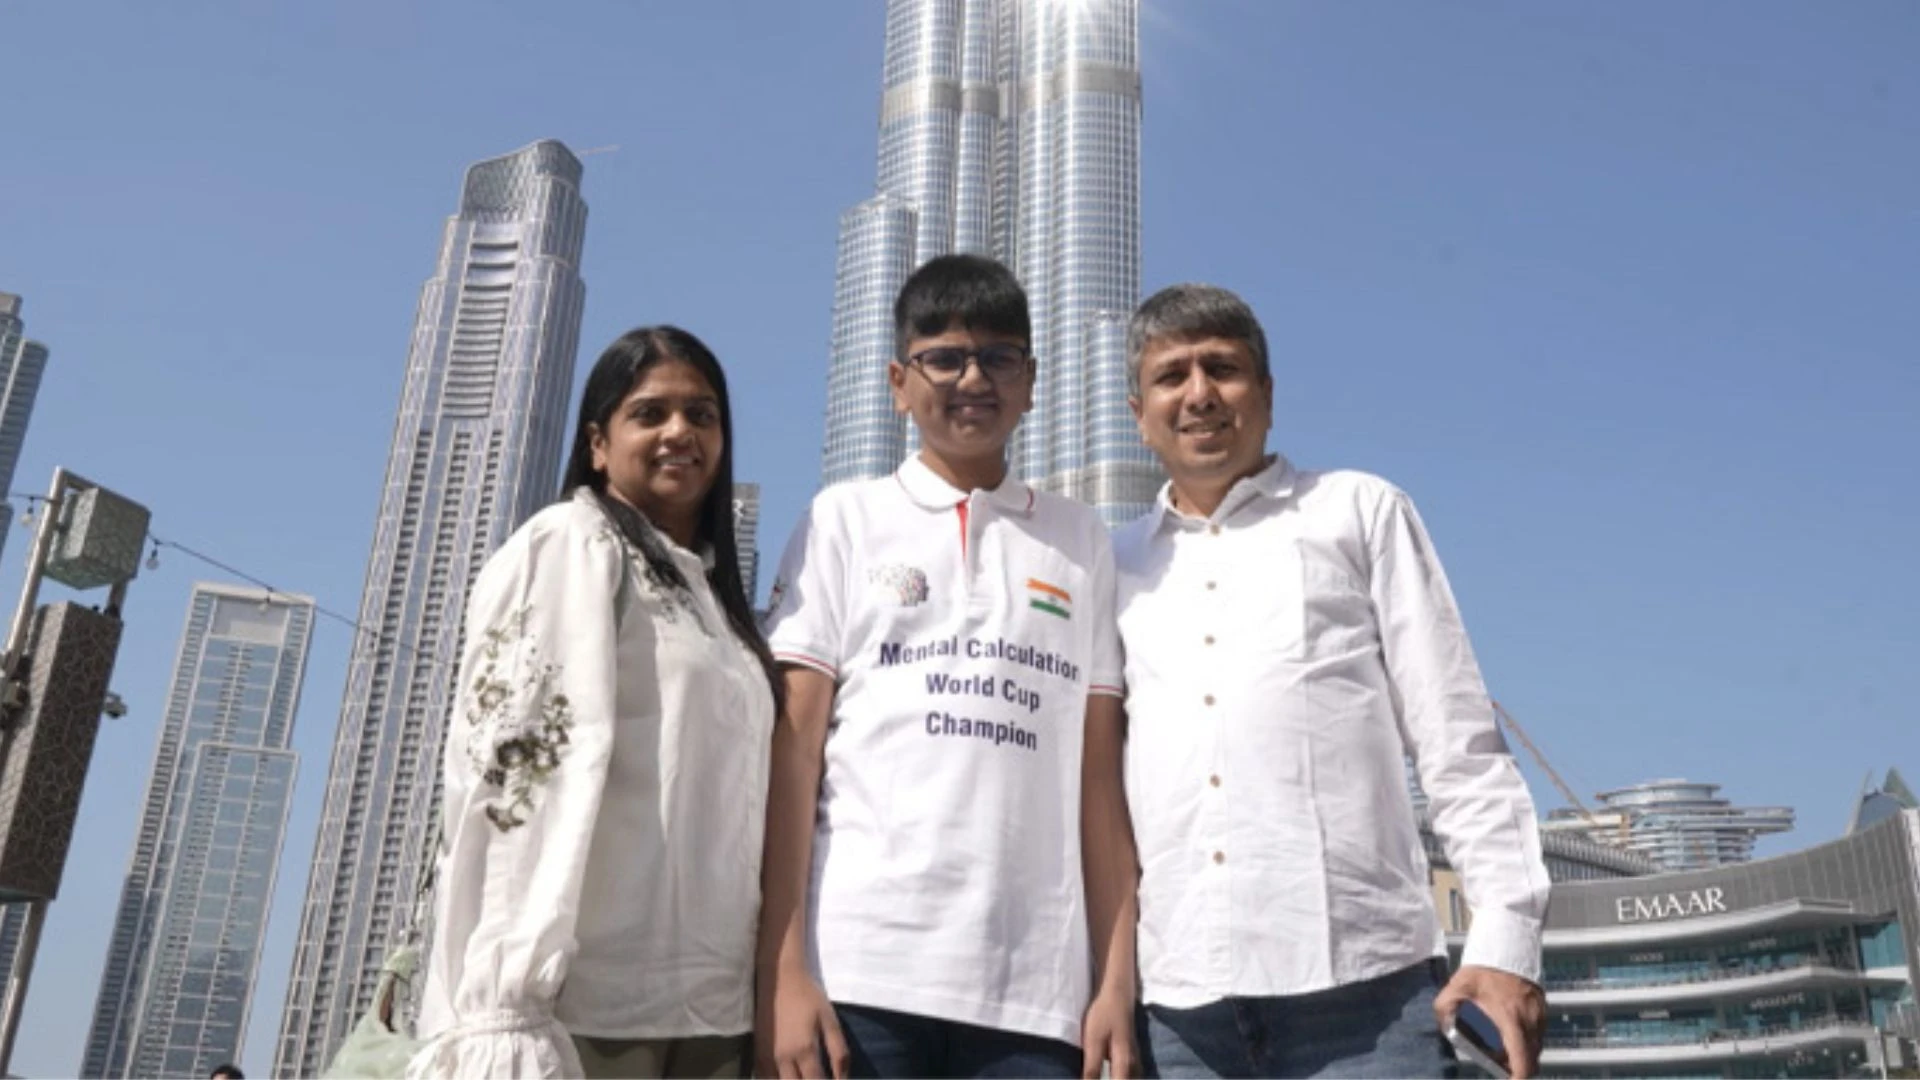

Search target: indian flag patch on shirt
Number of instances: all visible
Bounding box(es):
[1027,578,1071,619]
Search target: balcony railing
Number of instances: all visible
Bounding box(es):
[1549,1014,1869,1051]
[1887,1000,1920,1040]
[1546,956,1859,994]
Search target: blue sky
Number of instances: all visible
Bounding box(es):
[2,1,1915,1076]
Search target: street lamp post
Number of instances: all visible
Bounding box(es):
[0,467,149,1076]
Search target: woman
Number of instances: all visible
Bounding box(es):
[409,327,780,1079]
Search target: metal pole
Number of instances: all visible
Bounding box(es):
[0,899,45,1075]
[0,467,114,1075]
[0,467,74,701]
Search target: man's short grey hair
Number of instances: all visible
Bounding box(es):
[1125,283,1271,397]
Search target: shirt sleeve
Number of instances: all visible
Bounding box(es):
[763,496,848,679]
[1367,487,1551,986]
[1085,524,1125,699]
[407,512,623,1079]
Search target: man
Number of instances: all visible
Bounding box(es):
[1113,283,1551,1079]
[755,254,1137,1079]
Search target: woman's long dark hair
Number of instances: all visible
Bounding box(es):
[562,326,783,712]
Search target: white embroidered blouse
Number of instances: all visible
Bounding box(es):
[408,490,776,1079]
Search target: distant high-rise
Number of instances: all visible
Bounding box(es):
[1848,767,1916,835]
[273,140,588,1078]
[1542,778,1795,872]
[734,481,761,600]
[80,584,314,1080]
[0,901,29,1041]
[0,292,51,557]
[819,0,1160,525]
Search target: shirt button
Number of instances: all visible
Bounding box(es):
[1209,774,1222,788]
[1205,581,1217,591]
[1203,694,1215,706]
[1213,851,1226,864]
[1204,634,1215,646]
[1209,524,1221,536]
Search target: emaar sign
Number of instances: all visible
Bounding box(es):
[1614,887,1729,923]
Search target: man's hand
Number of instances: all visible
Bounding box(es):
[1080,987,1139,1079]
[754,964,849,1080]
[1433,964,1545,1078]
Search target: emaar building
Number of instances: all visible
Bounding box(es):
[273,139,588,1077]
[80,584,314,1079]
[1436,780,1920,1078]
[819,0,1161,525]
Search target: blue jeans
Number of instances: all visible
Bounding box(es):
[1138,959,1458,1079]
[831,1002,1082,1079]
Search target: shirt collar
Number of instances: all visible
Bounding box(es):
[573,486,718,571]
[1148,453,1296,532]
[896,453,1036,515]
[683,538,719,573]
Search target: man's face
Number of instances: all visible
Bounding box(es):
[889,322,1034,470]
[1130,334,1272,487]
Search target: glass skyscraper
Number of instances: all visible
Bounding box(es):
[80,584,315,1080]
[734,481,761,600]
[273,140,588,1078]
[819,0,1161,525]
[0,292,51,559]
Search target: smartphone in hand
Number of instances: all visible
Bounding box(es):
[1445,1000,1509,1079]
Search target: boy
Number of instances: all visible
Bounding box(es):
[755,255,1137,1080]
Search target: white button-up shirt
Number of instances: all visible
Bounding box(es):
[1114,456,1549,1008]
[410,490,775,1078]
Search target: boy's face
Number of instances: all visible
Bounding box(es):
[889,321,1034,472]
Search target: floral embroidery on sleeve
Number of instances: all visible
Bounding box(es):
[464,607,576,832]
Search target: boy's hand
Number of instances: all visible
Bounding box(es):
[1080,987,1139,1079]
[755,964,849,1080]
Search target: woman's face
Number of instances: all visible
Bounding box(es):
[590,357,724,542]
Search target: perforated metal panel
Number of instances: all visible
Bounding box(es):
[0,603,122,901]
[45,486,150,591]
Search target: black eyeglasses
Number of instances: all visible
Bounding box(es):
[906,344,1032,385]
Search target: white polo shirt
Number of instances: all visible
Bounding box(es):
[764,454,1124,1045]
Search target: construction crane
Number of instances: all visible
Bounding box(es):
[1490,698,1598,822]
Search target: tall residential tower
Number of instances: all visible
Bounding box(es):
[0,292,51,557]
[273,140,588,1077]
[818,0,1159,525]
[734,481,762,601]
[81,585,315,1079]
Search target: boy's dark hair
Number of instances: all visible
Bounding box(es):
[209,1066,245,1080]
[893,254,1031,361]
